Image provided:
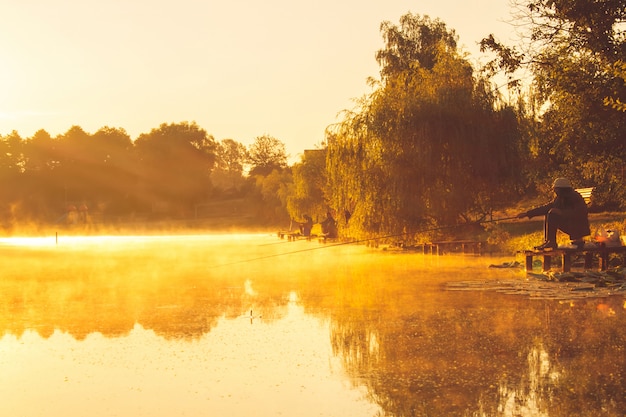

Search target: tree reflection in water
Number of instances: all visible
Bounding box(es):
[308,255,625,417]
[496,343,558,416]
[0,235,624,416]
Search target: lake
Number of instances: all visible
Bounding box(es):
[0,233,624,416]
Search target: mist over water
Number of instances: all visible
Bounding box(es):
[0,234,624,416]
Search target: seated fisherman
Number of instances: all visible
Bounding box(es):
[295,214,314,237]
[517,177,591,250]
[320,211,338,239]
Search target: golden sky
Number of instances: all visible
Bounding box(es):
[1,0,511,159]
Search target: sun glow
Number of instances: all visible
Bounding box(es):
[0,233,271,249]
[0,236,57,247]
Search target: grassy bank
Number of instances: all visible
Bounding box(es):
[487,212,626,254]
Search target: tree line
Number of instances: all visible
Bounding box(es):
[0,123,290,230]
[2,1,625,238]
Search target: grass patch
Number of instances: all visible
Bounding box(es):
[484,213,626,254]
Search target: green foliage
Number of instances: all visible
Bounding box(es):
[604,60,626,110]
[243,136,292,224]
[251,168,292,223]
[484,222,511,247]
[211,139,248,194]
[287,149,328,220]
[247,135,288,176]
[0,121,294,230]
[526,0,625,57]
[327,13,523,239]
[134,122,217,209]
[376,13,458,75]
[87,127,135,207]
[483,0,626,210]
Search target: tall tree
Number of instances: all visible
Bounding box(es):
[23,129,57,173]
[247,135,288,177]
[243,135,290,224]
[211,139,248,194]
[376,13,458,75]
[251,168,292,224]
[0,130,24,174]
[134,122,217,212]
[327,14,522,238]
[0,131,25,225]
[21,129,63,220]
[89,127,134,215]
[481,0,626,209]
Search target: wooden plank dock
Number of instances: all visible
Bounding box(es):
[524,244,626,272]
[277,231,310,241]
[423,240,483,255]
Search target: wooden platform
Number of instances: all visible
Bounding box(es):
[317,234,338,243]
[524,245,626,272]
[277,231,311,241]
[423,240,483,255]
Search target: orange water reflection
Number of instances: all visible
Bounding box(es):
[1,294,377,417]
[0,234,624,416]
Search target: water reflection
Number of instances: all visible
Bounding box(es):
[0,234,624,416]
[320,271,625,416]
[1,286,378,416]
[497,343,558,417]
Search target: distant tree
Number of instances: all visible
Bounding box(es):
[23,129,57,172]
[243,135,291,224]
[251,168,292,224]
[134,122,217,212]
[12,127,136,221]
[54,125,93,203]
[0,131,25,224]
[0,130,24,174]
[287,149,328,221]
[211,139,248,194]
[20,130,63,220]
[247,135,288,176]
[89,127,134,215]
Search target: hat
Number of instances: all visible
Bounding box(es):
[553,177,572,188]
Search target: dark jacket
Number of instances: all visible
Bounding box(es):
[526,188,591,239]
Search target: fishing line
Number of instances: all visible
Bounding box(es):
[214,216,518,268]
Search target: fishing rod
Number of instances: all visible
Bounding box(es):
[477,215,518,223]
[218,215,519,267]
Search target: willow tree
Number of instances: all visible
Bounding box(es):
[327,13,522,239]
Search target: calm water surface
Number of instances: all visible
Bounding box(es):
[0,234,624,416]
